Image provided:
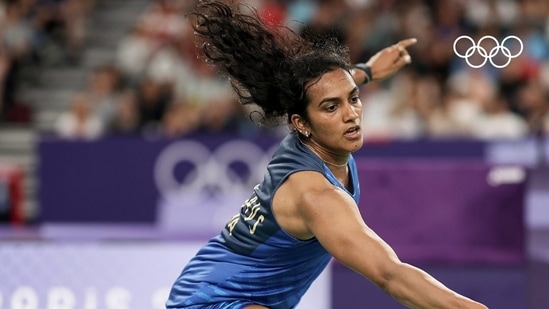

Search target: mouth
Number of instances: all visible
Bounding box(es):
[344,125,361,138]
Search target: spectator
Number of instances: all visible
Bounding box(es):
[138,0,187,49]
[0,46,12,121]
[471,93,529,140]
[58,0,95,64]
[53,92,103,140]
[86,64,122,129]
[390,74,436,140]
[1,0,34,62]
[516,78,549,134]
[361,69,426,141]
[146,34,192,91]
[109,89,140,136]
[135,77,171,134]
[160,101,201,138]
[428,68,495,139]
[0,0,34,122]
[115,21,155,81]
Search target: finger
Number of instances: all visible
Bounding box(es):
[398,45,405,56]
[395,54,412,66]
[392,48,411,65]
[398,38,418,48]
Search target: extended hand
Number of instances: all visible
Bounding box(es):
[366,38,417,81]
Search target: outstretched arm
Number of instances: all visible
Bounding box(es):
[352,38,417,84]
[287,172,488,309]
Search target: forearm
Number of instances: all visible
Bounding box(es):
[384,263,488,309]
[352,38,416,85]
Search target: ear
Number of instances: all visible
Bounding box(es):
[290,114,310,137]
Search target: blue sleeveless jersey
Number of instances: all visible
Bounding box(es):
[167,132,360,309]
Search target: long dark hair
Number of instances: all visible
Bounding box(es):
[189,0,351,126]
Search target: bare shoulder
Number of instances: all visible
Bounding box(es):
[281,170,353,213]
[273,170,359,240]
[272,170,335,239]
[285,170,333,191]
[286,171,356,208]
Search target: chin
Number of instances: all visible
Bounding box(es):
[348,140,364,152]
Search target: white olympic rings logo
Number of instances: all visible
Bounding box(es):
[453,35,523,68]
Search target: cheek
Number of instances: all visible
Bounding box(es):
[356,106,364,119]
[315,119,337,136]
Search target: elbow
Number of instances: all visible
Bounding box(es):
[371,263,416,307]
[372,261,426,304]
[369,261,403,294]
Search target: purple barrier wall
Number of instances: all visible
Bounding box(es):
[332,160,528,309]
[36,134,499,225]
[331,263,526,309]
[38,135,527,261]
[38,138,163,223]
[38,134,280,225]
[357,160,526,265]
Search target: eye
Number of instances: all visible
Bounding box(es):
[326,105,337,112]
[350,96,360,104]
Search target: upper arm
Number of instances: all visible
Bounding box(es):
[292,172,402,286]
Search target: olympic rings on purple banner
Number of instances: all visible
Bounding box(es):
[153,140,276,199]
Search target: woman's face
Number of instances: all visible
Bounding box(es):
[302,68,363,155]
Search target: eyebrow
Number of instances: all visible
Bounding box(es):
[317,86,359,107]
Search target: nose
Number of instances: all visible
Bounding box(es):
[343,102,360,122]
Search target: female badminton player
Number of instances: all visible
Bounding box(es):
[166,1,488,308]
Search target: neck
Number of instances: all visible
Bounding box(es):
[322,159,348,168]
[297,134,349,168]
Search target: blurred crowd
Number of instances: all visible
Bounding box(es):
[54,0,254,140]
[354,0,549,141]
[0,0,95,123]
[4,0,549,141]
